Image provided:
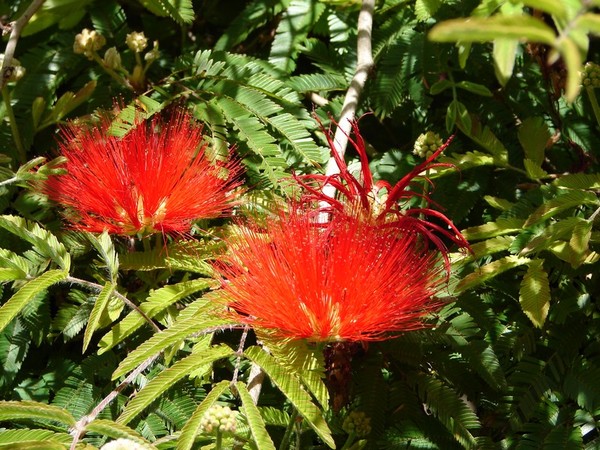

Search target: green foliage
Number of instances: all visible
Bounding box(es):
[1,0,599,449]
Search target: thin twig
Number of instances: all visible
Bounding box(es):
[68,353,160,450]
[231,325,250,389]
[65,276,161,333]
[247,352,266,405]
[0,0,45,90]
[321,0,375,201]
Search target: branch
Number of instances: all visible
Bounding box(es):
[68,353,160,450]
[0,0,45,90]
[321,0,375,201]
[65,276,161,333]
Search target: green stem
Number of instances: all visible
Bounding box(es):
[586,86,600,129]
[2,86,26,163]
[91,52,132,89]
[279,409,299,450]
[215,430,223,450]
[340,431,357,450]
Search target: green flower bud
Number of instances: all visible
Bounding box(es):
[413,131,443,159]
[342,410,371,438]
[144,41,160,62]
[581,62,600,89]
[73,28,106,59]
[126,31,148,53]
[200,404,237,435]
[103,47,122,70]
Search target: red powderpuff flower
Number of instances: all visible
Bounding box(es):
[218,206,447,342]
[295,120,469,269]
[43,111,243,235]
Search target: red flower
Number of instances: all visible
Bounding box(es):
[44,111,243,235]
[218,207,447,342]
[295,120,469,269]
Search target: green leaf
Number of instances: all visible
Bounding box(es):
[269,0,324,72]
[555,35,584,102]
[111,298,229,376]
[0,442,67,449]
[429,15,556,45]
[429,79,453,95]
[553,173,600,189]
[244,346,334,448]
[88,232,118,282]
[99,278,216,353]
[117,345,234,425]
[462,217,525,241]
[493,39,519,85]
[483,195,515,211]
[457,255,530,293]
[288,73,346,93]
[0,429,71,446]
[0,401,75,426]
[520,217,586,255]
[455,81,493,97]
[0,270,68,333]
[415,0,441,21]
[519,259,550,328]
[45,81,97,126]
[236,381,277,450]
[518,117,550,167]
[85,419,156,448]
[82,282,115,353]
[568,219,593,267]
[0,216,70,271]
[137,0,194,24]
[176,380,230,450]
[524,189,599,227]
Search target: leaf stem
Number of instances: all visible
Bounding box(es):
[585,86,600,129]
[0,176,18,188]
[65,276,161,333]
[279,408,299,450]
[2,86,26,163]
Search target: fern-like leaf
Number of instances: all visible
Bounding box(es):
[117,345,234,425]
[0,270,68,333]
[82,282,115,353]
[244,346,334,449]
[236,381,277,450]
[0,401,75,426]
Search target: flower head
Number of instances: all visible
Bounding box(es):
[126,31,148,53]
[43,111,243,235]
[296,120,469,270]
[218,206,446,342]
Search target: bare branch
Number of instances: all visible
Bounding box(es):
[0,0,46,90]
[321,0,375,201]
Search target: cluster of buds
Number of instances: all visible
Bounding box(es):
[342,410,372,438]
[73,28,159,91]
[413,131,443,159]
[581,62,600,89]
[73,28,106,59]
[100,438,146,450]
[200,404,237,434]
[0,54,26,83]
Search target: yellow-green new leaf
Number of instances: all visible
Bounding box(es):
[0,401,75,426]
[519,259,551,328]
[236,381,276,450]
[493,38,519,85]
[111,300,229,377]
[99,278,216,353]
[429,15,556,45]
[82,282,115,353]
[524,189,599,227]
[462,218,525,241]
[117,345,234,425]
[177,380,230,450]
[85,419,156,449]
[0,270,68,333]
[457,255,530,293]
[244,346,334,449]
